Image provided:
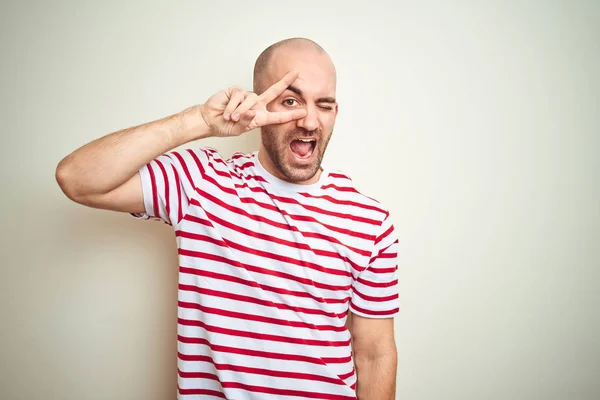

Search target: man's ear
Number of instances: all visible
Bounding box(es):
[335,103,339,115]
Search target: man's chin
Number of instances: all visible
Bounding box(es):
[262,137,324,184]
[279,160,322,184]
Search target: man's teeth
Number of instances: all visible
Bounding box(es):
[298,139,315,142]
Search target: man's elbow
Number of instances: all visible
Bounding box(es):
[55,158,85,204]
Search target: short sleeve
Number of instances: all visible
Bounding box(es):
[349,213,400,318]
[130,149,204,226]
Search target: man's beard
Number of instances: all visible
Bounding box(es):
[261,126,332,183]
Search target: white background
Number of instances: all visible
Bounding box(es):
[1,1,598,399]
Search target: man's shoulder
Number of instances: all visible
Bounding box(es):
[324,168,391,220]
[171,147,254,166]
[197,147,255,164]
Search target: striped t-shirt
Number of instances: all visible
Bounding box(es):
[133,147,400,400]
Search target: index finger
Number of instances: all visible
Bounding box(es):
[246,108,307,130]
[257,71,299,105]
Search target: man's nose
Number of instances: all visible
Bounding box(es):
[296,106,319,132]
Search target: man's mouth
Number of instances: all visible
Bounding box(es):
[290,138,317,160]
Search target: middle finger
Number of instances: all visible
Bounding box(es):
[231,92,259,122]
[224,87,246,121]
[257,71,299,105]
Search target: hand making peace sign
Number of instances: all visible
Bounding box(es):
[200,71,307,137]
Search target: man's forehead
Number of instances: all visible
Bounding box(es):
[285,75,336,98]
[266,52,336,96]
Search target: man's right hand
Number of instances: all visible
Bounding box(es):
[200,70,307,137]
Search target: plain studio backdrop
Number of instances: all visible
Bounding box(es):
[0,1,598,399]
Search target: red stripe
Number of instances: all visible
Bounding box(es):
[204,147,219,154]
[185,148,206,175]
[171,165,183,223]
[322,183,359,194]
[328,172,351,180]
[179,300,346,332]
[236,161,254,170]
[338,368,355,381]
[178,335,352,364]
[178,282,344,319]
[178,246,352,292]
[206,157,242,179]
[201,211,365,273]
[177,386,226,398]
[299,191,386,215]
[179,266,350,309]
[369,251,396,265]
[350,301,399,317]
[356,276,398,288]
[147,163,160,218]
[210,165,234,180]
[368,266,398,274]
[171,151,199,189]
[178,368,219,382]
[188,196,372,257]
[178,355,348,385]
[352,286,399,303]
[184,214,214,228]
[239,173,268,183]
[202,147,227,162]
[371,240,398,258]
[155,159,170,219]
[369,240,398,264]
[177,230,224,247]
[178,317,351,347]
[375,223,394,245]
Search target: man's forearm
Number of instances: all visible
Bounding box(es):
[355,353,397,400]
[56,105,209,199]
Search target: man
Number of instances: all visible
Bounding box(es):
[56,37,399,399]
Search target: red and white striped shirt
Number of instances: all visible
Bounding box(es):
[133,148,399,400]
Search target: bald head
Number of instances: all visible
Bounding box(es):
[253,38,339,185]
[253,38,335,94]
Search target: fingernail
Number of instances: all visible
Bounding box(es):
[232,113,240,121]
[224,113,230,120]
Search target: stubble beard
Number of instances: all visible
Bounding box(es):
[261,126,333,183]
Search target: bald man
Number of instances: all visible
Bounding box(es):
[56,38,399,400]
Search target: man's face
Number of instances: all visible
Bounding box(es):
[260,49,338,183]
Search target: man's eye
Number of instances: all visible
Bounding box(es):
[284,99,298,107]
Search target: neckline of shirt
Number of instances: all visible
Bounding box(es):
[252,151,330,193]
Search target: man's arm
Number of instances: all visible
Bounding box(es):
[348,313,397,400]
[55,105,209,213]
[55,70,306,213]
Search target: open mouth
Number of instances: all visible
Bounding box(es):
[290,138,317,160]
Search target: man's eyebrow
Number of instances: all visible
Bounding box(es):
[286,85,337,104]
